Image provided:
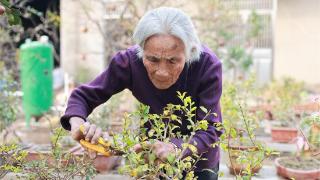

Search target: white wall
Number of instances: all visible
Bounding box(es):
[274,0,320,85]
[61,0,106,83]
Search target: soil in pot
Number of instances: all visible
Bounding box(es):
[279,156,320,170]
[275,156,320,179]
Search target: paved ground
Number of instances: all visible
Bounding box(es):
[219,164,282,180]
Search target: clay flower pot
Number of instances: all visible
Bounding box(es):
[227,145,262,175]
[25,144,122,173]
[271,127,298,143]
[25,145,59,166]
[310,124,320,145]
[275,157,320,179]
[294,102,319,113]
[70,145,122,173]
[93,155,122,173]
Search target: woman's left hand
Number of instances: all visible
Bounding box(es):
[132,140,176,162]
[151,141,176,162]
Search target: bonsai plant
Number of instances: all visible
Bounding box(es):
[0,144,27,178]
[267,78,306,143]
[275,106,320,179]
[220,80,278,178]
[0,61,20,142]
[21,127,97,179]
[108,92,215,180]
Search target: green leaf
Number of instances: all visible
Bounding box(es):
[187,144,197,154]
[165,164,174,176]
[148,129,155,137]
[200,106,208,114]
[0,0,22,25]
[7,8,21,25]
[197,120,209,130]
[149,153,156,164]
[230,128,237,138]
[158,163,165,169]
[171,114,177,120]
[0,0,10,7]
[184,96,191,105]
[167,153,175,164]
[271,151,280,155]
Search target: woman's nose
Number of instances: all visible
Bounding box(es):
[155,67,169,78]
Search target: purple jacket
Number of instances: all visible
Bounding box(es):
[61,45,222,171]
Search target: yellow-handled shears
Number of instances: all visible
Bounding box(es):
[78,125,123,156]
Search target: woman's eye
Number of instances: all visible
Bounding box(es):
[148,57,159,63]
[168,58,176,64]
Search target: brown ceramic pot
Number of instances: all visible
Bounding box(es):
[271,127,298,143]
[227,145,262,175]
[275,157,320,180]
[25,145,122,173]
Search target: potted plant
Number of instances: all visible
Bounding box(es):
[0,61,20,143]
[220,80,277,178]
[20,127,97,179]
[275,109,320,179]
[268,78,305,143]
[98,92,225,179]
[0,144,27,179]
[23,126,122,176]
[270,108,299,143]
[68,143,122,173]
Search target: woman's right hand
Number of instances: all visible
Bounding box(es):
[70,117,102,144]
[69,117,104,158]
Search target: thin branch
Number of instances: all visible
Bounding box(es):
[227,128,237,176]
[298,127,312,149]
[77,0,108,41]
[238,101,256,146]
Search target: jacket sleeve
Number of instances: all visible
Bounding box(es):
[60,50,132,130]
[171,54,223,157]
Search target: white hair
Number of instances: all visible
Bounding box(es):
[132,7,201,62]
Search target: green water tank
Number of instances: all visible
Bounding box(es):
[19,36,54,126]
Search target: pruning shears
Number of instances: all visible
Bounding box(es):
[79,125,124,157]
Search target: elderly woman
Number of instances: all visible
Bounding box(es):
[61,7,222,180]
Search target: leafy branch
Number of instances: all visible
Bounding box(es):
[0,0,21,25]
[110,91,214,180]
[21,127,97,180]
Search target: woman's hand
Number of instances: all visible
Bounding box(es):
[151,141,176,162]
[70,117,85,141]
[70,117,104,159]
[132,141,177,162]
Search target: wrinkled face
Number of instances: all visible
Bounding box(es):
[143,34,186,90]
